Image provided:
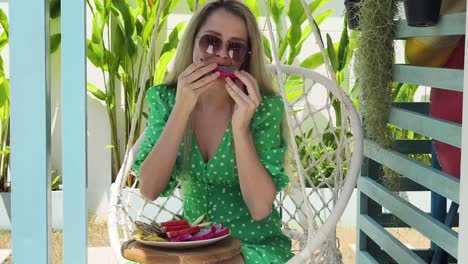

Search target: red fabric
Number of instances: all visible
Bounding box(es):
[429,38,464,178]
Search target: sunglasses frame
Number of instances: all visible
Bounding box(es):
[196,34,251,63]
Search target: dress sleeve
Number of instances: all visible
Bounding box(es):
[132,84,178,197]
[252,95,289,192]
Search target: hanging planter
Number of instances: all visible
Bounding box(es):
[344,0,361,30]
[403,0,442,27]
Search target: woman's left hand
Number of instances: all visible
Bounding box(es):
[225,70,261,133]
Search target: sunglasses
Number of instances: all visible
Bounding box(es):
[197,34,251,63]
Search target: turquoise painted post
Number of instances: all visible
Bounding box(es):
[62,0,88,263]
[10,0,51,263]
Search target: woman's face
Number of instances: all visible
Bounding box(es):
[193,9,249,70]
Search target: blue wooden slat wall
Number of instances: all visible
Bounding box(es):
[357,12,464,263]
[62,0,88,263]
[10,0,52,263]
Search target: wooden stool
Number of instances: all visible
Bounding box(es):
[121,237,243,264]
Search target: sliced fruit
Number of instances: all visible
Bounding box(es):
[217,65,237,79]
[214,227,230,238]
[191,214,208,226]
[162,224,190,232]
[173,214,187,221]
[161,219,189,227]
[143,235,167,242]
[167,226,200,238]
[191,226,216,241]
[131,232,146,239]
[195,221,213,228]
[168,234,193,242]
[135,221,159,236]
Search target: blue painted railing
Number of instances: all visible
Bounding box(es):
[10,0,87,263]
[357,13,464,263]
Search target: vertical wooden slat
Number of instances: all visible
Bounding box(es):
[458,8,468,263]
[10,0,51,263]
[62,0,87,263]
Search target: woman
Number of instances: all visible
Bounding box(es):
[133,0,294,262]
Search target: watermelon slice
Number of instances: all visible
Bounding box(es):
[162,224,190,232]
[167,226,200,238]
[161,219,188,227]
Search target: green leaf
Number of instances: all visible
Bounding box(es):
[0,34,8,51]
[50,33,61,54]
[87,40,107,69]
[287,0,304,25]
[285,76,304,102]
[0,75,9,122]
[186,0,209,12]
[112,0,137,56]
[0,8,9,37]
[142,5,159,47]
[50,0,61,19]
[299,0,329,24]
[337,18,349,71]
[326,33,338,72]
[0,146,10,155]
[286,24,301,62]
[87,82,107,101]
[154,49,176,85]
[161,21,187,54]
[244,0,260,17]
[269,0,285,33]
[300,52,324,70]
[51,173,61,189]
[105,144,115,149]
[262,34,272,63]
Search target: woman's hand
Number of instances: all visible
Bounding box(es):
[225,70,261,133]
[175,62,220,112]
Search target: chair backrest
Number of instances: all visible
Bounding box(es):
[108,64,363,264]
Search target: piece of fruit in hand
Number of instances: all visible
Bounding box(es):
[217,65,237,79]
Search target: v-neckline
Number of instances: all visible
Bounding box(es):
[192,121,231,166]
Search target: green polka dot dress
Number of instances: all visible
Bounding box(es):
[133,84,294,263]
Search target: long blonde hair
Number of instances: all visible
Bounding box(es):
[164,0,295,186]
[165,0,274,93]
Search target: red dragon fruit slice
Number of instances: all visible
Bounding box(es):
[216,65,237,79]
[214,226,230,238]
[190,226,217,241]
[168,233,193,242]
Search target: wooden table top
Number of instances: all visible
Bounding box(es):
[121,236,242,264]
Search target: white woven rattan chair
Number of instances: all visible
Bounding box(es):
[108,0,364,263]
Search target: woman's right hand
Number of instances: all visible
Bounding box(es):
[175,62,220,112]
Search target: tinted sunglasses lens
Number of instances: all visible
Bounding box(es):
[228,42,249,62]
[199,35,222,54]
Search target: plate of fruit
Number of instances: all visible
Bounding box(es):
[131,214,231,249]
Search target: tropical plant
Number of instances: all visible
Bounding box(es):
[86,0,185,180]
[0,8,9,192]
[51,169,62,191]
[287,16,358,187]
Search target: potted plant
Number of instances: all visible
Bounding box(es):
[344,0,360,30]
[403,0,442,27]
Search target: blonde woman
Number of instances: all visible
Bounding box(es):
[133,0,293,262]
